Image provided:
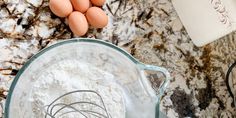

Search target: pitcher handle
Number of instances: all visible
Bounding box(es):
[137,63,171,99]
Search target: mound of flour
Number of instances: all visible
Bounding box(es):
[29,59,125,118]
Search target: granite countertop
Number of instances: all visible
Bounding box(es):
[0,0,236,117]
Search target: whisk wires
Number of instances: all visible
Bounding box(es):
[44,90,111,118]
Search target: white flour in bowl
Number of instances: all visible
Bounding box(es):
[28,59,125,118]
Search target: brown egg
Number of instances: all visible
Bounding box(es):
[49,0,73,17]
[86,7,108,28]
[89,1,93,7]
[91,0,106,6]
[70,0,90,13]
[68,11,88,36]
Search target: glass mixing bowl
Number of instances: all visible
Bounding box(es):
[5,38,171,118]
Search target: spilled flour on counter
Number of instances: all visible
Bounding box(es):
[28,60,125,118]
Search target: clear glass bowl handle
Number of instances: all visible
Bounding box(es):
[138,63,171,99]
[138,63,171,118]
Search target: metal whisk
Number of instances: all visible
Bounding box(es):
[44,90,111,118]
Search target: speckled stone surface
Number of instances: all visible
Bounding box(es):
[0,0,236,117]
